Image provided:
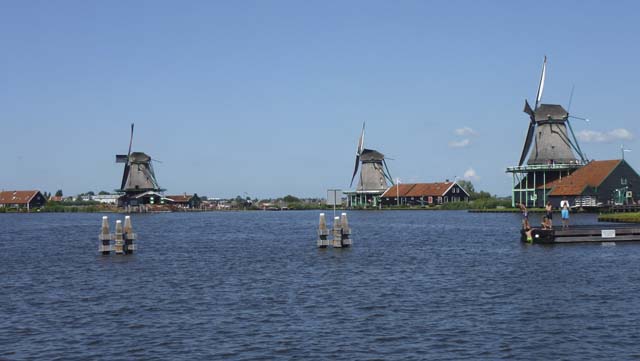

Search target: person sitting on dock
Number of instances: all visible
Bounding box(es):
[523,219,533,243]
[545,201,553,228]
[560,196,570,229]
[541,216,552,230]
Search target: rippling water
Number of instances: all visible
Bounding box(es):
[2,211,640,360]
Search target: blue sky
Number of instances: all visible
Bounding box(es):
[1,1,639,198]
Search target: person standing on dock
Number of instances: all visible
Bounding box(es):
[518,203,528,220]
[560,197,570,229]
[545,201,553,229]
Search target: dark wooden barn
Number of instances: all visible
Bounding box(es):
[380,181,470,206]
[544,159,640,207]
[0,190,47,211]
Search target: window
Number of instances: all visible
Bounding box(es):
[444,196,448,203]
[438,196,442,204]
[621,177,628,185]
[428,196,433,204]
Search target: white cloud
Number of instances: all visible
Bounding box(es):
[448,139,470,148]
[463,167,479,180]
[577,128,633,143]
[454,127,476,136]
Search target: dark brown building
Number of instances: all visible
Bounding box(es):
[0,190,47,211]
[381,182,470,206]
[544,159,640,207]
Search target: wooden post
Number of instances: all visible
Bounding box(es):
[123,215,137,254]
[340,212,352,247]
[317,213,330,248]
[114,220,124,255]
[332,216,342,248]
[98,216,112,255]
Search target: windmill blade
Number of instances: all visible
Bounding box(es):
[518,122,536,166]
[535,56,547,109]
[128,123,135,156]
[382,159,394,185]
[120,124,134,190]
[357,122,365,155]
[349,155,360,187]
[523,99,535,120]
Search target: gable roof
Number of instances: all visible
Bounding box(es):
[548,159,622,196]
[0,190,41,204]
[382,182,460,198]
[166,195,193,203]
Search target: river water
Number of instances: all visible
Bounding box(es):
[1,211,640,360]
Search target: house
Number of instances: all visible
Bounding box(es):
[92,194,121,205]
[0,190,47,211]
[166,194,202,209]
[380,181,470,206]
[543,159,640,207]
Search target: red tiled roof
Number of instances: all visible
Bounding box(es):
[548,160,621,196]
[382,182,454,198]
[0,190,40,204]
[166,195,192,203]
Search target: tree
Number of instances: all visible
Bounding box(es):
[457,180,475,197]
[283,195,301,203]
[55,190,63,197]
[98,191,110,195]
[86,191,95,196]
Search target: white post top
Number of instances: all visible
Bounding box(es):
[125,215,130,219]
[116,220,122,223]
[341,212,347,216]
[102,216,108,219]
[320,213,324,216]
[334,217,339,220]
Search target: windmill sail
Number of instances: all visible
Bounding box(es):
[350,123,366,187]
[518,100,537,166]
[535,56,546,109]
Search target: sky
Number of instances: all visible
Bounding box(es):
[1,0,639,198]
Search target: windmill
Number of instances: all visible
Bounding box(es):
[508,56,588,207]
[346,123,394,207]
[518,56,586,166]
[115,124,164,206]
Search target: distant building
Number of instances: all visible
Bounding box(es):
[92,194,120,205]
[381,182,470,206]
[543,159,640,207]
[0,190,47,211]
[166,194,202,209]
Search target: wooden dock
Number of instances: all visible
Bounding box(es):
[523,224,640,244]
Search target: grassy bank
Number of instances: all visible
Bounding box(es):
[598,212,640,223]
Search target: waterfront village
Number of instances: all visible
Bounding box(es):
[2,58,640,216]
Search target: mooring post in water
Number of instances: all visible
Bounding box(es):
[332,216,343,248]
[114,220,124,255]
[123,215,137,254]
[98,216,112,255]
[340,212,352,247]
[317,213,330,248]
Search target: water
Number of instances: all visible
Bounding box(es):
[2,210,640,360]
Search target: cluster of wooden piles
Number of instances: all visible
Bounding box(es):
[317,213,352,248]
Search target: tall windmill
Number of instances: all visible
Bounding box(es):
[346,123,393,208]
[507,57,587,207]
[518,56,586,166]
[115,124,164,206]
